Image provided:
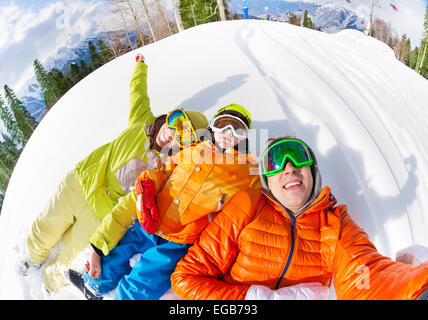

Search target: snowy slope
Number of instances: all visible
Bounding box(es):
[1,19,428,300]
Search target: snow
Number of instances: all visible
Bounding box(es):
[1,19,428,300]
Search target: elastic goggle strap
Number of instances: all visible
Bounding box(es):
[262,139,313,177]
[209,115,248,140]
[166,108,197,147]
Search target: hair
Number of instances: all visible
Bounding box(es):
[148,114,167,152]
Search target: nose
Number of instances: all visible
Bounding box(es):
[223,128,234,137]
[165,128,174,141]
[282,160,298,175]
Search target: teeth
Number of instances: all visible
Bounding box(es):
[285,181,301,188]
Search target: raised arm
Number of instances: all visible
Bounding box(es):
[332,207,428,300]
[128,54,155,126]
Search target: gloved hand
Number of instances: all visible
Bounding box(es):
[245,282,330,300]
[135,178,158,234]
[16,257,41,276]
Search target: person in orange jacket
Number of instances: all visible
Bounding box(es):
[70,104,263,300]
[171,136,428,300]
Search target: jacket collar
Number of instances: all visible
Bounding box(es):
[262,186,337,219]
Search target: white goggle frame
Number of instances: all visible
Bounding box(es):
[209,115,249,140]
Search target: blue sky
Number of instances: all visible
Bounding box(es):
[0,0,427,94]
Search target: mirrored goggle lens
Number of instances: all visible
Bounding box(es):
[167,109,187,129]
[212,116,247,131]
[263,140,313,176]
[167,109,197,147]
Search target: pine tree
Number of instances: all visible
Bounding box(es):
[0,94,20,143]
[70,62,81,84]
[0,132,21,209]
[415,6,428,75]
[409,47,419,70]
[0,133,20,179]
[303,10,313,29]
[45,68,71,105]
[79,59,93,79]
[97,38,115,64]
[0,94,25,209]
[33,59,57,109]
[421,6,428,77]
[88,40,103,70]
[424,5,428,39]
[4,85,38,146]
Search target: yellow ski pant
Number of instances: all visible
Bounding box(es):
[26,170,100,293]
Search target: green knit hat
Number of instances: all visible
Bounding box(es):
[183,110,208,131]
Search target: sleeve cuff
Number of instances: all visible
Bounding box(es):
[91,243,105,257]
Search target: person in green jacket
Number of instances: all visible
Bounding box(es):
[16,53,208,293]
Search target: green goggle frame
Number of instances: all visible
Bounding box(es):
[261,139,314,177]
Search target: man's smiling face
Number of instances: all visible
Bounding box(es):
[267,161,314,214]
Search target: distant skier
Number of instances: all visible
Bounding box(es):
[16,53,208,293]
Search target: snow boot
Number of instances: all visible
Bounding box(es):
[67,269,103,300]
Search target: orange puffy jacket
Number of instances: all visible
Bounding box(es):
[171,187,428,300]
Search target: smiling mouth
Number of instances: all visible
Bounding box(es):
[283,181,302,189]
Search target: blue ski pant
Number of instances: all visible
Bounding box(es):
[83,223,191,300]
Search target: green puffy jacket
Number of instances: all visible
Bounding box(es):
[75,62,157,222]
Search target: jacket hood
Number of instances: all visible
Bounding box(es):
[258,136,323,215]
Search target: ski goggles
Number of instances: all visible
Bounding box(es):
[209,115,249,140]
[261,139,313,177]
[166,108,197,148]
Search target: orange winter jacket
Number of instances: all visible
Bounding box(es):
[171,187,428,300]
[136,140,261,244]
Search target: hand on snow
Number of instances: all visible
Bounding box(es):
[16,258,40,276]
[135,53,145,63]
[87,247,102,279]
[396,244,428,266]
[135,178,159,234]
[245,282,330,300]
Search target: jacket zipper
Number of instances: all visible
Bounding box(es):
[273,194,327,290]
[275,203,296,290]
